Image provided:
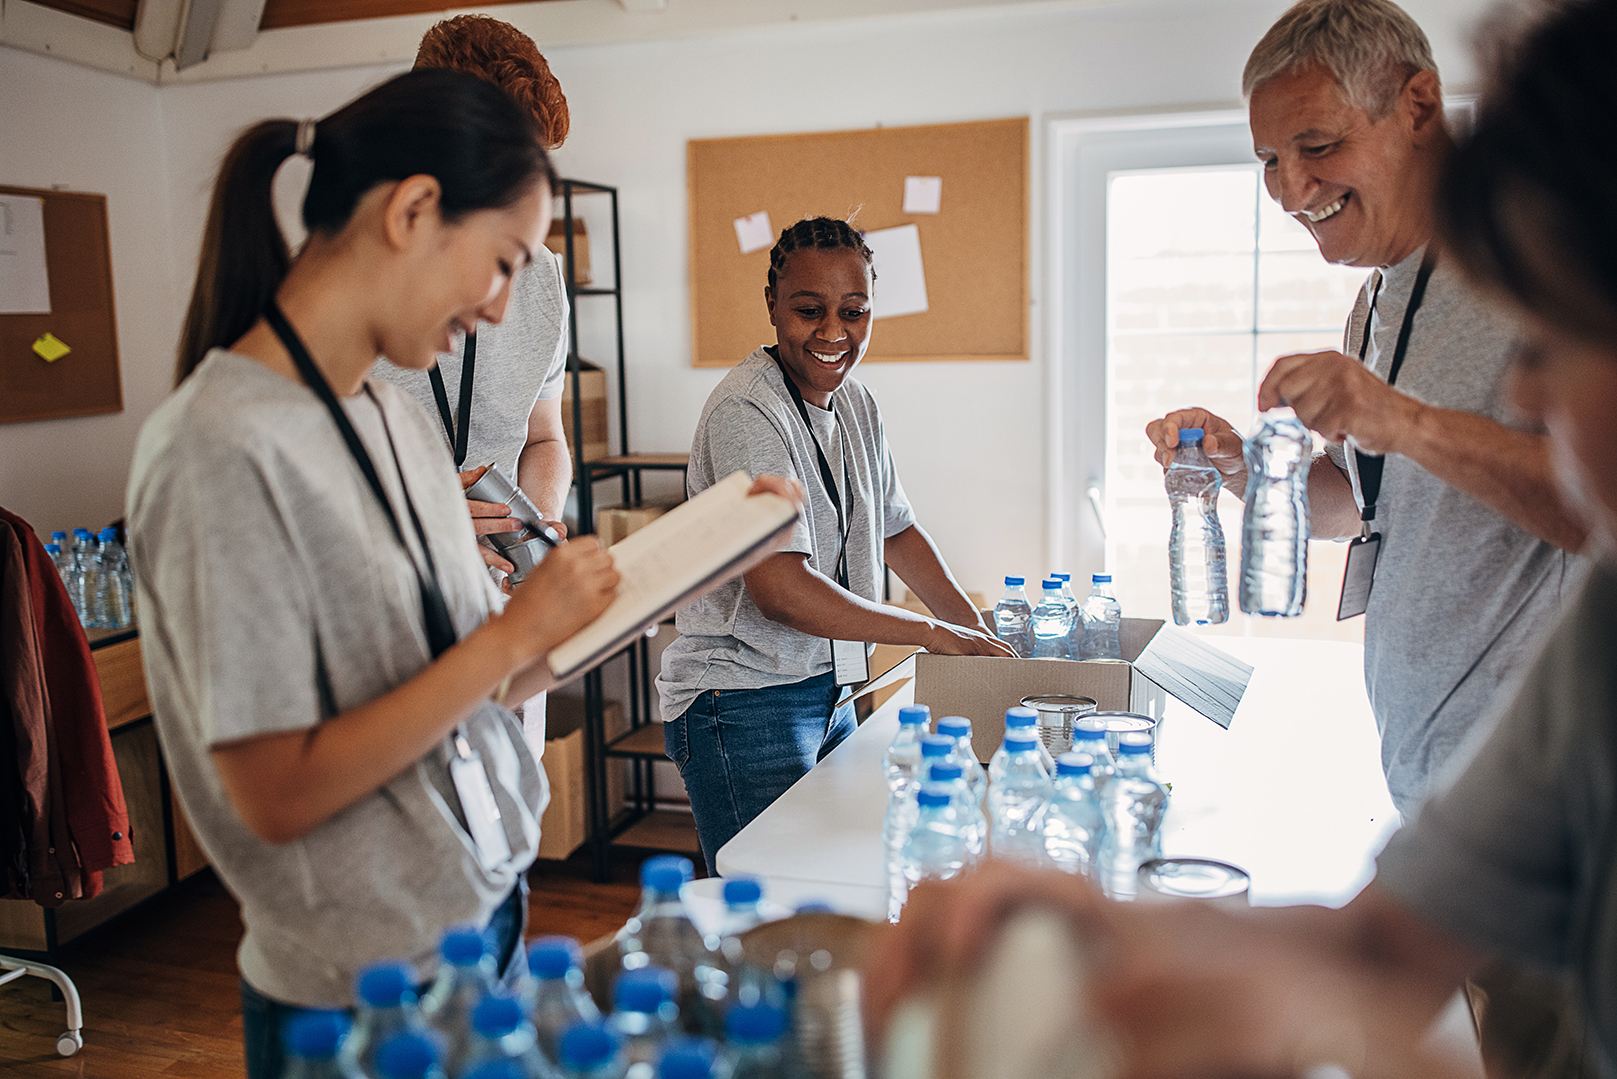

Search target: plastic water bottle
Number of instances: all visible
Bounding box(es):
[610,967,680,1079]
[989,706,1052,782]
[1031,578,1073,659]
[655,1039,719,1079]
[882,704,930,794]
[463,994,564,1078]
[72,529,101,627]
[373,1031,448,1079]
[44,543,78,614]
[465,1060,529,1079]
[1070,719,1116,792]
[723,1003,790,1079]
[1052,573,1084,657]
[882,774,921,924]
[1100,732,1170,900]
[900,784,971,898]
[987,730,1052,865]
[617,856,723,1037]
[1042,753,1107,879]
[712,878,782,1012]
[527,937,601,1065]
[927,761,986,861]
[1240,407,1311,617]
[1079,574,1123,660]
[344,962,427,1078]
[991,576,1033,657]
[935,716,987,806]
[93,527,133,629]
[420,927,500,1076]
[557,1022,627,1079]
[283,1010,364,1079]
[1166,428,1229,626]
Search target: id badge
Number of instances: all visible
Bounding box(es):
[1336,533,1382,621]
[831,639,871,686]
[449,732,513,871]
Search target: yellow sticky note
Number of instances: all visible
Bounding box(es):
[33,333,71,363]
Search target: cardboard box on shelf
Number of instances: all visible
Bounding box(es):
[537,697,626,860]
[545,218,592,286]
[595,502,680,548]
[560,359,609,463]
[912,618,1252,763]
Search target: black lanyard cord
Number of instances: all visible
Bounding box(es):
[428,333,477,469]
[1353,249,1437,525]
[263,301,460,659]
[769,350,854,591]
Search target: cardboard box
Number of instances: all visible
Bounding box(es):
[537,697,626,860]
[545,218,592,286]
[912,618,1252,763]
[560,359,609,463]
[595,502,678,547]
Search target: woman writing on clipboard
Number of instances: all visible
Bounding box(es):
[657,217,1013,872]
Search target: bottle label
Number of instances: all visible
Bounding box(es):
[1336,533,1381,620]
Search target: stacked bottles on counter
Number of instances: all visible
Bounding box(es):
[992,572,1125,659]
[314,861,808,1079]
[45,525,135,630]
[883,706,1168,918]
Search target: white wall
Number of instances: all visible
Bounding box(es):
[1,0,1491,587]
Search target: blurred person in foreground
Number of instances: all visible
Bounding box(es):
[867,0,1617,1075]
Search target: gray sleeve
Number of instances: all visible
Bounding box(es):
[535,252,571,402]
[701,395,813,557]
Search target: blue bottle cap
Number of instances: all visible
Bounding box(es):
[1004,706,1037,728]
[1055,752,1092,777]
[1042,578,1062,590]
[795,900,835,913]
[45,543,60,554]
[723,877,762,906]
[928,762,963,782]
[440,927,486,965]
[615,966,676,1012]
[527,935,582,979]
[98,527,117,541]
[642,854,694,890]
[471,994,524,1038]
[1051,572,1071,581]
[73,528,91,537]
[937,716,971,738]
[1118,732,1152,754]
[1093,573,1112,583]
[1003,575,1025,586]
[1005,731,1040,749]
[920,735,954,758]
[559,1022,620,1070]
[356,962,416,1008]
[916,787,951,808]
[285,1009,349,1059]
[463,1061,525,1079]
[51,531,66,541]
[726,1002,788,1044]
[1179,427,1204,441]
[658,1038,718,1079]
[374,1031,438,1079]
[898,704,931,726]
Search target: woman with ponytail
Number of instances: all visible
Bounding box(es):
[129,68,668,1076]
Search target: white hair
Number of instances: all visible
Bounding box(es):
[1243,0,1439,118]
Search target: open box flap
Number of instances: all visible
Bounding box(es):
[1133,626,1252,729]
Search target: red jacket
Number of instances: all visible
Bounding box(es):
[0,508,134,905]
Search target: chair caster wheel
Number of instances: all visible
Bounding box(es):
[57,1030,82,1056]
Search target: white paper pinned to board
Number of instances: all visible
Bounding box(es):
[864,223,929,320]
[903,175,943,214]
[734,210,774,255]
[0,195,51,315]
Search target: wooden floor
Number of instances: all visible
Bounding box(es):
[0,849,655,1077]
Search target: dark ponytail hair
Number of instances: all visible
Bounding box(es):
[767,216,877,293]
[176,67,555,383]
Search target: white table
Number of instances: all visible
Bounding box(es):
[716,637,1399,910]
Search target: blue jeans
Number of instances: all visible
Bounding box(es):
[665,671,857,874]
[239,882,527,1079]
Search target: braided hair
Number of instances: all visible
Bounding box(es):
[767,217,877,292]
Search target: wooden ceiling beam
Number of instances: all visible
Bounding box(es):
[258,0,558,31]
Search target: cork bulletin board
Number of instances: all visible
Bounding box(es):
[687,117,1029,368]
[0,185,122,424]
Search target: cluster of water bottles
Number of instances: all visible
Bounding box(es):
[281,857,809,1079]
[44,527,135,630]
[880,704,1169,921]
[1166,409,1312,626]
[990,572,1123,661]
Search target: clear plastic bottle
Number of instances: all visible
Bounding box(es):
[722,1003,790,1079]
[94,527,133,629]
[1100,732,1170,900]
[900,784,971,900]
[420,927,499,1077]
[655,1039,719,1079]
[463,994,564,1079]
[44,543,78,613]
[1069,719,1116,792]
[1166,428,1229,626]
[557,1022,627,1079]
[1052,573,1084,657]
[713,878,781,1012]
[1240,407,1311,618]
[464,1060,528,1079]
[991,576,1033,658]
[1042,753,1107,880]
[282,1010,364,1079]
[935,716,987,806]
[343,962,427,1078]
[1078,574,1123,660]
[926,761,986,861]
[610,967,680,1079]
[882,704,930,795]
[373,1031,448,1079]
[1030,578,1073,659]
[74,528,102,628]
[989,706,1052,782]
[527,937,601,1065]
[881,773,920,925]
[987,730,1052,866]
[617,856,722,1037]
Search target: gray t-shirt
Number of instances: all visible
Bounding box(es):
[126,351,547,1008]
[1376,560,1615,1073]
[371,250,570,478]
[1321,247,1578,814]
[656,348,917,721]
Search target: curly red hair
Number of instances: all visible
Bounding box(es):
[415,15,570,150]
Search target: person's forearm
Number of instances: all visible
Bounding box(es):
[750,560,939,646]
[884,525,989,633]
[1309,453,1364,539]
[1390,405,1587,551]
[517,435,573,523]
